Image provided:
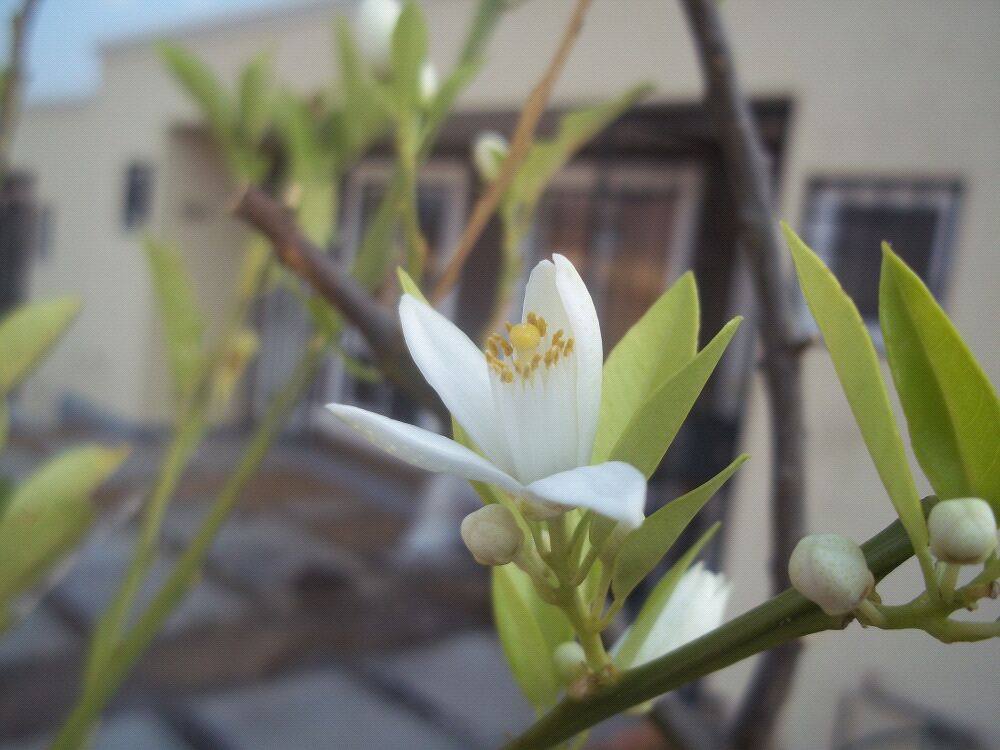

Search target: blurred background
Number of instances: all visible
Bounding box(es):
[1,1,998,748]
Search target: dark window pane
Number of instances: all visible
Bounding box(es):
[123,163,154,230]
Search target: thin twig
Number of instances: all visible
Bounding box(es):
[232,186,445,418]
[0,0,40,181]
[678,1,808,748]
[430,0,593,303]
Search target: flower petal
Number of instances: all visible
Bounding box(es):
[553,254,603,465]
[614,564,730,669]
[525,461,646,528]
[399,295,514,473]
[327,404,523,494]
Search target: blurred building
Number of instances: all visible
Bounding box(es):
[7,0,999,747]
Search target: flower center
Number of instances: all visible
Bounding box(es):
[484,312,574,383]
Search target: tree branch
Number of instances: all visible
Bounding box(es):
[678,1,808,748]
[232,186,445,419]
[0,0,40,181]
[430,0,593,303]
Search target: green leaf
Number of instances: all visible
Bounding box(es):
[237,52,272,147]
[613,522,720,670]
[593,272,699,463]
[492,563,572,710]
[418,58,484,156]
[612,454,747,603]
[353,175,404,290]
[143,238,206,406]
[784,223,927,550]
[457,0,506,66]
[0,296,81,396]
[0,400,7,455]
[880,245,1000,514]
[606,317,742,478]
[391,1,429,115]
[333,19,391,159]
[0,445,129,604]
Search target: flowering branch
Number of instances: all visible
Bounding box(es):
[231,185,445,418]
[678,1,809,746]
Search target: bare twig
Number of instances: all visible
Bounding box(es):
[232,186,445,418]
[678,1,807,748]
[430,0,593,303]
[0,0,40,181]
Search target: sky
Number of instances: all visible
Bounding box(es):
[1,0,306,102]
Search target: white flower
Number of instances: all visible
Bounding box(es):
[472,131,509,182]
[419,60,438,105]
[612,563,730,671]
[789,533,874,615]
[327,254,646,528]
[928,498,997,565]
[356,0,402,75]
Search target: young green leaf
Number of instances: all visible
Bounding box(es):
[334,19,390,159]
[143,238,206,407]
[418,58,484,155]
[880,245,1000,514]
[593,272,700,463]
[611,454,747,603]
[237,52,273,147]
[457,0,507,66]
[353,174,404,290]
[0,296,81,396]
[784,223,927,550]
[605,317,742,478]
[0,445,129,604]
[612,522,720,670]
[492,563,572,710]
[390,2,429,115]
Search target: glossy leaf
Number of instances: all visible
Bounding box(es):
[0,296,81,396]
[593,272,699,463]
[492,563,572,710]
[0,446,129,604]
[144,238,206,407]
[784,223,927,549]
[612,454,747,603]
[880,245,1000,514]
[612,523,719,670]
[605,317,742,478]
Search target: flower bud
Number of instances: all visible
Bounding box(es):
[553,641,588,684]
[928,498,997,565]
[356,0,402,75]
[789,534,874,615]
[472,131,509,182]
[460,504,523,566]
[419,61,438,105]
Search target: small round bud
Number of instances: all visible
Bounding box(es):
[419,61,438,105]
[789,534,874,616]
[553,641,588,684]
[928,498,997,565]
[356,0,402,75]
[472,131,509,182]
[460,504,523,566]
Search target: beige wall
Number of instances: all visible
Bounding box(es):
[11,0,1000,744]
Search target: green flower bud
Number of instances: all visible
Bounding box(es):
[553,641,588,684]
[460,504,523,566]
[472,131,509,182]
[789,534,874,615]
[928,498,997,565]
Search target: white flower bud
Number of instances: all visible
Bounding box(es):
[356,0,402,75]
[553,641,588,684]
[472,131,509,182]
[789,534,874,616]
[460,504,523,566]
[928,498,997,565]
[419,61,438,105]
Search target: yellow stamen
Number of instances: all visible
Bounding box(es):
[564,338,575,355]
[551,329,564,346]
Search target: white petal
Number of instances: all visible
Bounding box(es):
[399,295,514,473]
[525,462,646,528]
[553,254,603,465]
[615,564,730,670]
[327,404,523,494]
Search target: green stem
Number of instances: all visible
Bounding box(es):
[938,562,961,602]
[50,337,328,750]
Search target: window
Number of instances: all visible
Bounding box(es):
[34,204,55,261]
[802,179,962,331]
[122,162,154,230]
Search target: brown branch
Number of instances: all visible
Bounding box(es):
[0,0,40,181]
[430,0,593,303]
[232,186,445,419]
[678,1,807,748]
